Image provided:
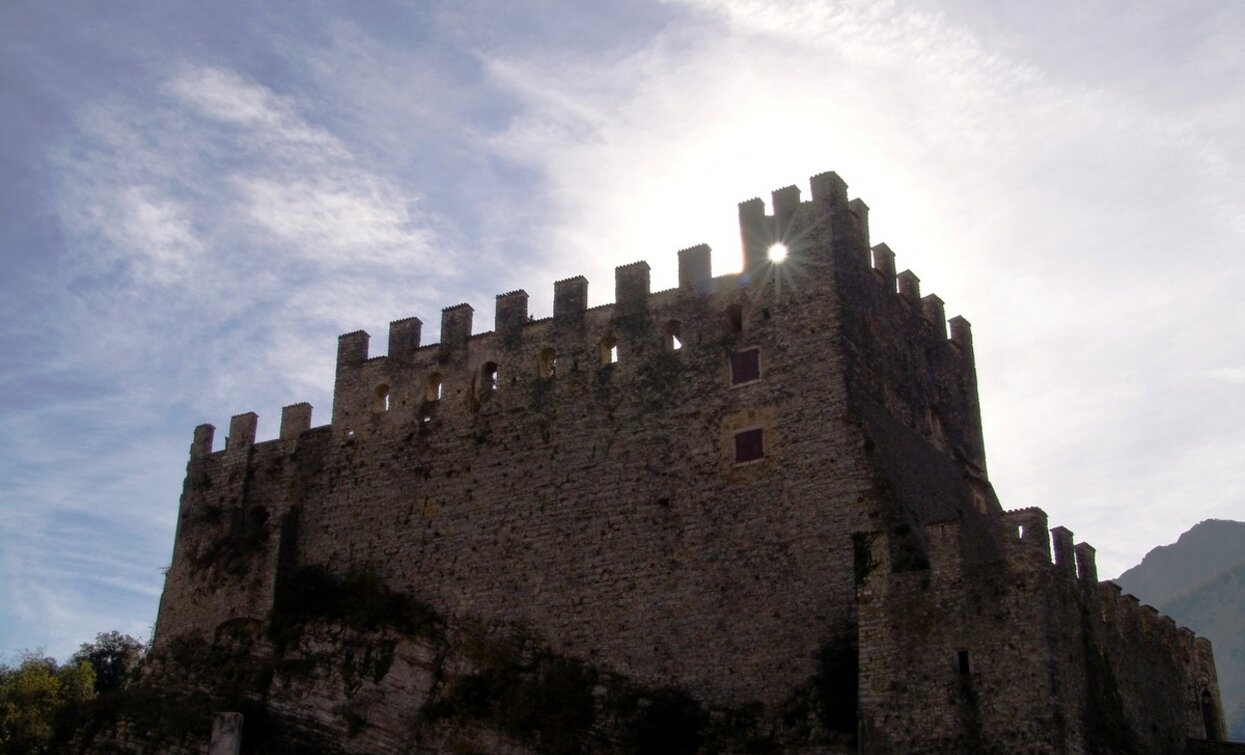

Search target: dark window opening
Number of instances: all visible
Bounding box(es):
[1202,689,1220,740]
[426,372,443,401]
[956,650,971,676]
[734,428,764,463]
[731,348,761,385]
[481,362,498,392]
[374,384,391,413]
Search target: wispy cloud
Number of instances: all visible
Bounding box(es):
[478,0,1245,575]
[3,59,458,657]
[3,0,1243,660]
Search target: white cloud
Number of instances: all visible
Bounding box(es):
[166,65,345,155]
[236,175,434,265]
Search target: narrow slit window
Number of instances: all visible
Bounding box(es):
[957,650,971,676]
[731,348,761,385]
[600,337,618,365]
[726,304,743,334]
[374,384,391,413]
[664,320,683,351]
[734,428,764,463]
[426,372,443,402]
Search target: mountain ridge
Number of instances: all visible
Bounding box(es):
[1113,518,1245,742]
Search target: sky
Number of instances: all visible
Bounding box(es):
[1,0,1242,662]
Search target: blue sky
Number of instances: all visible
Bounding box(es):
[2,0,1242,661]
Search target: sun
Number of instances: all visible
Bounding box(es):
[767,242,789,263]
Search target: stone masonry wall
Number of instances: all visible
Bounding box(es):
[857,510,1226,754]
[156,173,939,709]
[150,170,1228,750]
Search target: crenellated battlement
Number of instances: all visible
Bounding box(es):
[191,171,977,455]
[936,509,1211,646]
[859,508,1226,751]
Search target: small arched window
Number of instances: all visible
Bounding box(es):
[664,320,683,351]
[539,348,557,378]
[373,384,391,413]
[481,362,499,392]
[426,372,443,402]
[600,336,618,365]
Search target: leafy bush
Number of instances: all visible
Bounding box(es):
[0,653,95,754]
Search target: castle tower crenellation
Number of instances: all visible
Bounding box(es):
[737,196,768,273]
[388,316,423,358]
[553,275,589,321]
[191,423,215,459]
[948,316,973,358]
[336,330,370,368]
[440,303,473,350]
[849,197,870,247]
[921,294,946,337]
[897,269,920,299]
[1050,525,1076,576]
[1074,541,1098,584]
[279,403,313,441]
[495,290,529,343]
[771,184,801,232]
[809,170,848,204]
[677,243,712,293]
[614,261,651,310]
[871,243,897,288]
[1001,507,1052,568]
[225,412,257,452]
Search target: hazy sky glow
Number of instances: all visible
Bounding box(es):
[2,0,1243,661]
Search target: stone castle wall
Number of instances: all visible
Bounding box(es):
[857,509,1226,753]
[150,170,1228,751]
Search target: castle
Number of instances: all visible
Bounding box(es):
[122,171,1228,753]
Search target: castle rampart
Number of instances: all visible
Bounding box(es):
[147,171,1227,753]
[858,513,1224,753]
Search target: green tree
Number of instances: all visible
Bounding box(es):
[0,652,95,754]
[71,631,144,693]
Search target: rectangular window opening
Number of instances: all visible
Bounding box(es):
[731,348,761,385]
[734,428,764,464]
